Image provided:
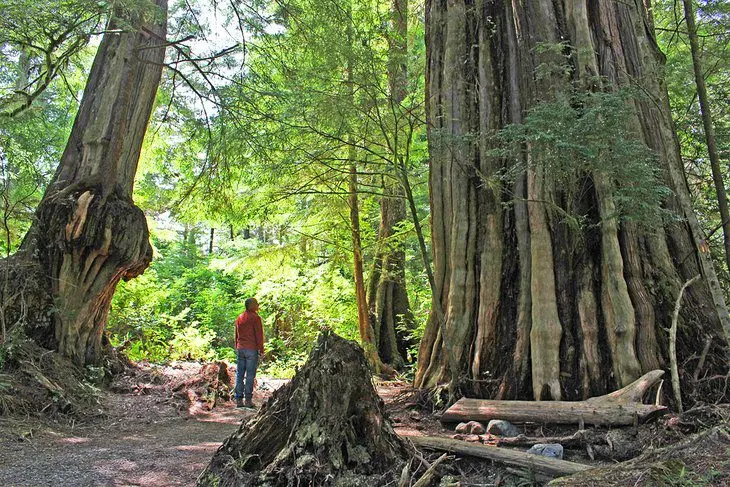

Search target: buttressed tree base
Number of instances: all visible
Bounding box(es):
[416,0,730,403]
[0,2,167,367]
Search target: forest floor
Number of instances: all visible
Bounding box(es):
[0,362,289,486]
[0,362,446,487]
[1,361,730,486]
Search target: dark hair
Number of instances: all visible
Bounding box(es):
[245,297,257,310]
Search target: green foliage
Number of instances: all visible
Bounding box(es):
[0,0,104,117]
[1,0,433,375]
[107,227,375,375]
[654,0,730,287]
[494,89,671,227]
[112,0,431,374]
[169,325,216,361]
[0,18,92,253]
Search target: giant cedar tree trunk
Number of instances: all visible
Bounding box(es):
[1,3,167,366]
[415,0,730,403]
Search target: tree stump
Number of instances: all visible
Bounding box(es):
[198,331,411,486]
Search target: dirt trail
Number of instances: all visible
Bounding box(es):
[0,362,430,487]
[0,365,286,487]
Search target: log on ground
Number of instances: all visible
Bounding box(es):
[405,435,592,479]
[441,371,668,426]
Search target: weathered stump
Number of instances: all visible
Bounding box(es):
[172,361,233,412]
[198,331,411,486]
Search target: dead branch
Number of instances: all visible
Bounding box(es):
[670,275,700,413]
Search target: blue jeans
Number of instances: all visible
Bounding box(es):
[235,349,259,400]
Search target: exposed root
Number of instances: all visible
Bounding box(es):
[171,362,233,411]
[0,334,102,419]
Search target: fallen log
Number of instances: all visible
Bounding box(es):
[406,435,591,479]
[441,370,667,426]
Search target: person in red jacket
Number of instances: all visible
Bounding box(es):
[234,297,264,408]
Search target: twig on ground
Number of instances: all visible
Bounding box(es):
[412,453,448,487]
[397,461,411,487]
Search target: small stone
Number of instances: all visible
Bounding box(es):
[464,434,481,442]
[451,434,466,440]
[455,422,469,434]
[466,421,485,435]
[527,443,564,459]
[486,419,520,437]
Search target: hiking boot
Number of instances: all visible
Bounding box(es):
[244,399,255,409]
[236,398,244,408]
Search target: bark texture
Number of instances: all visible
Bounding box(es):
[415,0,730,404]
[198,331,411,487]
[367,184,414,369]
[1,4,166,365]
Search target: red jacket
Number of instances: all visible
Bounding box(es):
[235,310,264,354]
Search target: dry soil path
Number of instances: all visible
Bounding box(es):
[0,368,286,487]
[0,363,420,487]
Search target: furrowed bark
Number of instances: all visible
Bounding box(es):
[527,160,562,401]
[472,0,504,395]
[416,0,730,404]
[594,174,641,387]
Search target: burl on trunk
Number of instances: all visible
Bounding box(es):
[1,2,167,366]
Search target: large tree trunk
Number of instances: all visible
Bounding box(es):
[0,3,167,366]
[366,0,414,369]
[367,183,414,369]
[415,0,730,404]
